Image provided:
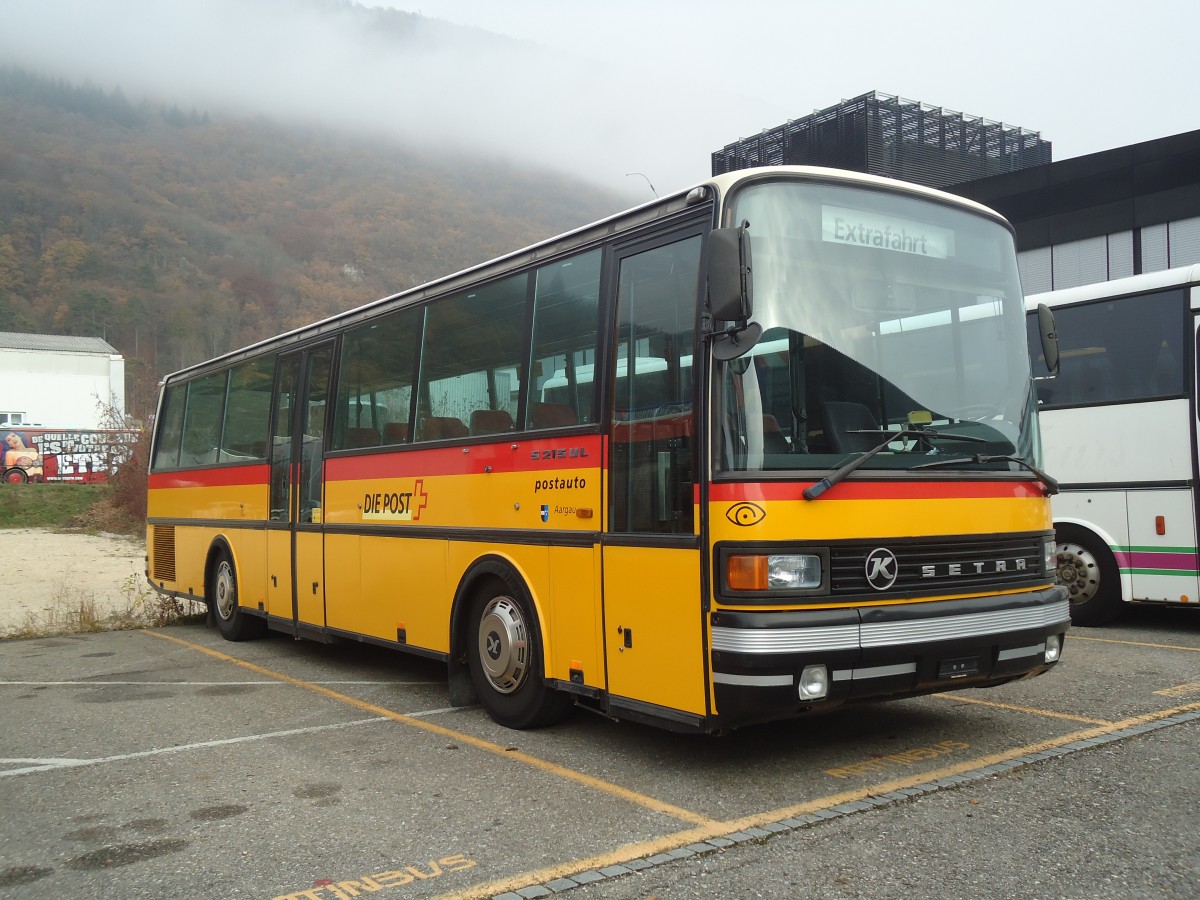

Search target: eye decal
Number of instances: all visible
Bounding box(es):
[726,502,766,526]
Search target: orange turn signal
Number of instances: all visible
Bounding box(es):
[727,554,768,591]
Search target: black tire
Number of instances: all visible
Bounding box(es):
[210,548,266,641]
[467,575,571,729]
[1055,526,1122,626]
[4,467,28,484]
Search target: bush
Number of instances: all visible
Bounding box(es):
[67,428,148,535]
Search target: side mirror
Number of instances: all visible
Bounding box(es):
[707,223,761,361]
[1037,303,1060,377]
[707,223,753,323]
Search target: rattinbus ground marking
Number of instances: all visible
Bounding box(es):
[143,630,717,828]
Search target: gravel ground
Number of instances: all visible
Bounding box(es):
[0,528,149,635]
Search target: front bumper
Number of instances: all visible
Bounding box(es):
[710,585,1069,727]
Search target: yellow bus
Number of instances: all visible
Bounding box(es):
[146,166,1069,732]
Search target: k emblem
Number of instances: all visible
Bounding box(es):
[864,548,899,590]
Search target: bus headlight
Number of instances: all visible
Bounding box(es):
[1044,537,1058,576]
[799,665,829,700]
[727,553,822,592]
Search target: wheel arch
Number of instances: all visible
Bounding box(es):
[447,553,552,710]
[449,553,548,669]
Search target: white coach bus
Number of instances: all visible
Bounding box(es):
[1026,264,1200,624]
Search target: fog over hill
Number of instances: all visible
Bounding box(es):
[0,59,627,416]
[4,0,784,417]
[1,0,747,197]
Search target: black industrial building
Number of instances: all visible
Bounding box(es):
[713,92,1200,294]
[711,91,1052,188]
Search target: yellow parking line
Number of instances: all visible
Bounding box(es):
[932,692,1114,725]
[1071,635,1200,652]
[725,699,1200,831]
[142,630,717,828]
[1155,681,1200,698]
[144,630,1200,900]
[431,699,1200,900]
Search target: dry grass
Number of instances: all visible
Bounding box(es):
[2,568,206,640]
[0,427,209,640]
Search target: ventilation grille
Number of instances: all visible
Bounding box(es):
[152,525,176,582]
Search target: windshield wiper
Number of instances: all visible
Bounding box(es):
[803,427,988,501]
[910,453,1059,496]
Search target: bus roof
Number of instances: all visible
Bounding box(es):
[1026,263,1200,310]
[163,166,1013,385]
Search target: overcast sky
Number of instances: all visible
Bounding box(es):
[3,0,1196,201]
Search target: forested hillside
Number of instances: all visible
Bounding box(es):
[0,66,626,418]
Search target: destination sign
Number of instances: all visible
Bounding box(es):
[822,205,954,259]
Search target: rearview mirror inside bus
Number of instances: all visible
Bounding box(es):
[1037,303,1060,376]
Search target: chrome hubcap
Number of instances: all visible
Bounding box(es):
[1056,541,1099,607]
[477,596,528,694]
[214,560,236,620]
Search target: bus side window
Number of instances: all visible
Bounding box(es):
[528,249,601,430]
[530,402,576,429]
[179,371,227,467]
[469,409,514,435]
[382,422,409,443]
[151,384,185,470]
[345,427,381,448]
[419,416,469,441]
[334,306,421,451]
[219,356,273,461]
[420,275,526,437]
[610,233,701,534]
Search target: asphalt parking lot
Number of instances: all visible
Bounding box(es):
[2,605,1198,900]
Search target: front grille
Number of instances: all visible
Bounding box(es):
[829,533,1045,599]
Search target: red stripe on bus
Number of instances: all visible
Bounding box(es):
[148,464,269,489]
[708,481,1044,502]
[325,435,604,481]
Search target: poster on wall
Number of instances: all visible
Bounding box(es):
[2,429,138,484]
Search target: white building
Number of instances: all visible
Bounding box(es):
[0,332,126,429]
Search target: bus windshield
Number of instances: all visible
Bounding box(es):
[716,179,1039,474]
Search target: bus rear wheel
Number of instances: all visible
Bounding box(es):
[3,468,28,484]
[1056,526,1122,626]
[467,577,571,729]
[210,548,266,641]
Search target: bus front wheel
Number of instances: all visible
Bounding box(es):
[467,577,571,729]
[3,468,28,484]
[210,548,266,641]
[1056,526,1122,626]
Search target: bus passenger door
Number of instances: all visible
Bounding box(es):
[266,343,333,632]
[602,229,708,722]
